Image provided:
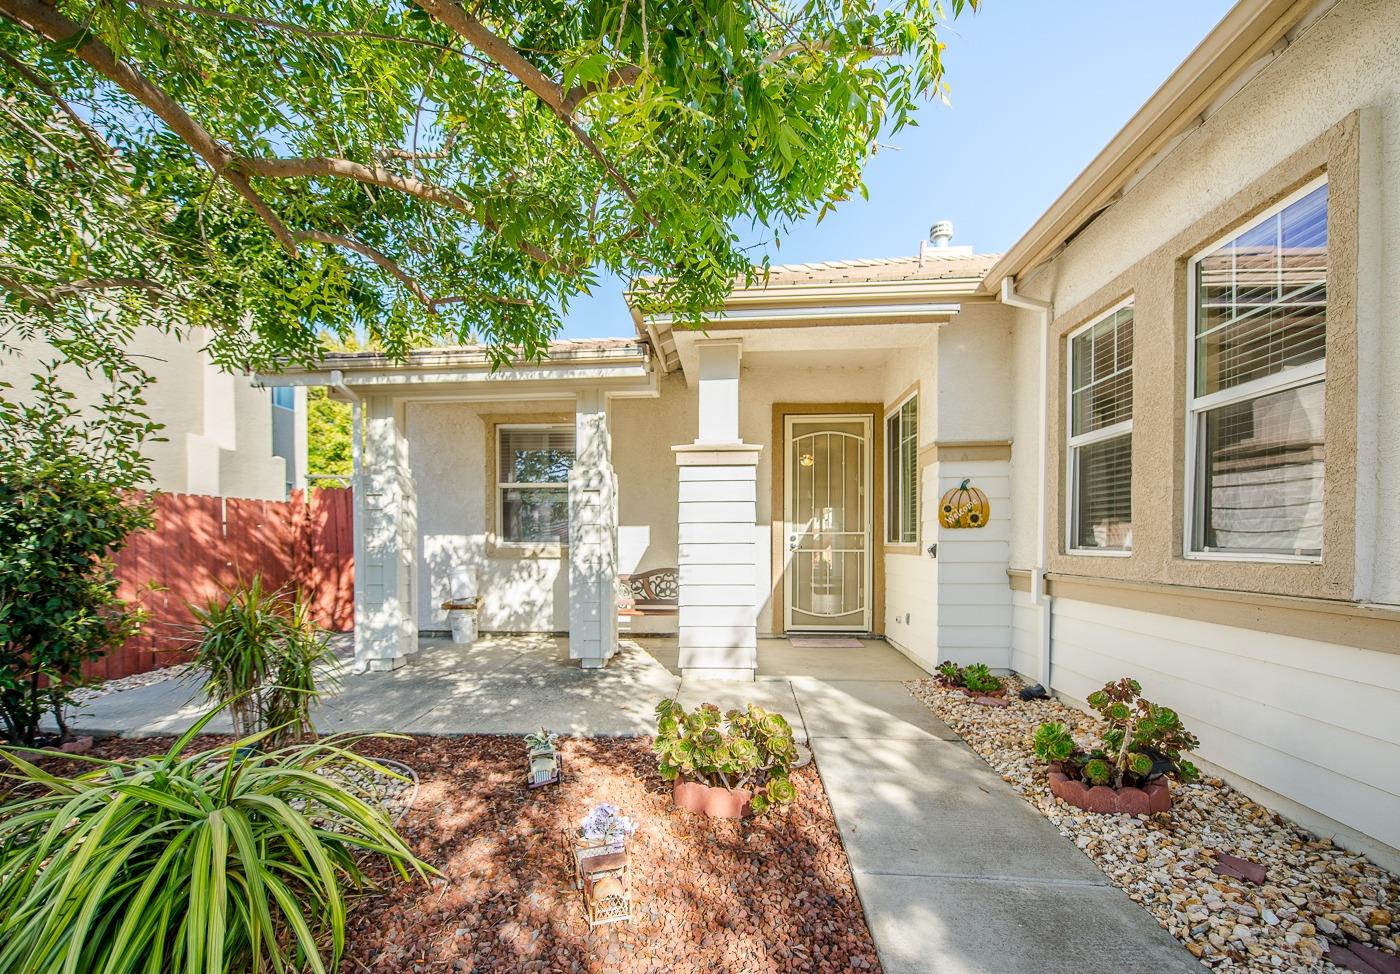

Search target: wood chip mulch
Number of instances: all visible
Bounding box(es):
[19,734,883,974]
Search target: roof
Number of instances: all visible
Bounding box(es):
[983,0,1321,293]
[301,337,643,371]
[754,251,1000,287]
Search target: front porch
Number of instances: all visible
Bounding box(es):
[67,634,930,740]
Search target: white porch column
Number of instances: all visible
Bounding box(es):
[355,395,416,672]
[569,389,619,668]
[675,339,760,680]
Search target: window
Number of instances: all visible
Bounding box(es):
[497,425,575,545]
[1068,301,1134,552]
[270,386,295,410]
[885,395,918,544]
[1187,177,1327,560]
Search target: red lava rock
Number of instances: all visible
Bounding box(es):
[972,696,1010,708]
[28,733,883,974]
[1212,851,1268,885]
[58,736,94,754]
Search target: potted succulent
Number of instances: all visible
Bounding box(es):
[1032,677,1200,815]
[653,700,798,818]
[524,727,562,788]
[935,661,1007,697]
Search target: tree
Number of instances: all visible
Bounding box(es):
[1,0,977,378]
[307,386,351,479]
[0,370,155,745]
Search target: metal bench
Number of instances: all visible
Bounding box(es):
[617,568,678,617]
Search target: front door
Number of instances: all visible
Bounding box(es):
[784,414,873,632]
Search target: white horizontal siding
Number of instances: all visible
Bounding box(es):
[679,480,756,503]
[677,501,756,524]
[678,523,753,544]
[680,563,754,586]
[1011,589,1040,679]
[678,543,755,564]
[931,461,1011,668]
[1049,597,1400,853]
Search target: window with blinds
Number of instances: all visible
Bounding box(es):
[885,396,918,545]
[497,425,575,544]
[1189,177,1327,559]
[1068,302,1134,552]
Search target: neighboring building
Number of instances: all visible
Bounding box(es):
[267,0,1400,870]
[1,326,306,499]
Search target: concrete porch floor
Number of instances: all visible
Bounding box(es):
[67,632,1197,974]
[66,633,927,740]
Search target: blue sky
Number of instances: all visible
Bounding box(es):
[559,0,1236,337]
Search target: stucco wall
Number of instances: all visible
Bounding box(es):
[0,326,290,499]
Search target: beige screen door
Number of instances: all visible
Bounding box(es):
[784,414,873,632]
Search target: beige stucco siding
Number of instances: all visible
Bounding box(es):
[1000,0,1400,868]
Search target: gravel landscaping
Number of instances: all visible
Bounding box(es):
[69,662,192,702]
[907,676,1400,974]
[26,734,880,973]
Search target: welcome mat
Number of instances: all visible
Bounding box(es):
[788,636,864,649]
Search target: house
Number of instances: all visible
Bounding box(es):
[267,0,1400,871]
[1,325,307,499]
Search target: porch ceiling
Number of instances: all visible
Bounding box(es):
[670,319,952,384]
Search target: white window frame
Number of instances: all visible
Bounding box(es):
[1183,174,1328,565]
[495,422,574,548]
[884,392,919,547]
[1065,296,1134,556]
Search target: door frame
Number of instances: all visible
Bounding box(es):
[771,403,885,635]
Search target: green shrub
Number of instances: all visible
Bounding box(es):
[1032,677,1201,789]
[653,699,799,814]
[190,577,338,746]
[0,374,154,746]
[0,716,433,974]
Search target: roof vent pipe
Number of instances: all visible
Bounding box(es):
[929,220,954,248]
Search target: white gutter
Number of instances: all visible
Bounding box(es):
[330,370,370,676]
[999,277,1055,688]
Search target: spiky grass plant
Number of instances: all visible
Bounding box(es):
[189,576,339,745]
[0,713,433,974]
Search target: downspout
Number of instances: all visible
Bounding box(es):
[998,277,1055,688]
[329,370,369,675]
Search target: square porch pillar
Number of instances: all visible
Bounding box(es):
[354,395,416,672]
[569,389,619,669]
[675,339,760,680]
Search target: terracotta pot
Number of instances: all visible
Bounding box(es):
[1047,765,1172,816]
[672,778,753,819]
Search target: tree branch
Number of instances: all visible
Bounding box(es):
[562,64,643,114]
[762,40,892,63]
[0,0,299,257]
[0,49,113,159]
[0,274,173,308]
[294,231,532,313]
[413,0,644,207]
[234,155,560,268]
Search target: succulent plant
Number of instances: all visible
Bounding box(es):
[653,698,799,814]
[1032,721,1077,764]
[961,663,1004,694]
[935,661,964,686]
[1032,677,1200,790]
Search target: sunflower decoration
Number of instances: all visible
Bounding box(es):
[939,479,990,529]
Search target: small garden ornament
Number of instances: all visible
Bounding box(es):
[524,727,562,789]
[938,478,990,528]
[1032,677,1200,815]
[570,804,637,929]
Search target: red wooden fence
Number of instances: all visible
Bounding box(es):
[93,488,354,681]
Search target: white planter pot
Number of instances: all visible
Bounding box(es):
[448,609,477,645]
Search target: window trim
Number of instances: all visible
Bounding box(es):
[1182,173,1328,566]
[1065,296,1135,557]
[883,391,919,547]
[494,422,574,549]
[270,386,296,411]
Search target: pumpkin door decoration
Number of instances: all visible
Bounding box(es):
[939,479,990,529]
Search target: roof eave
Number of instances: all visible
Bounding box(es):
[981,0,1318,294]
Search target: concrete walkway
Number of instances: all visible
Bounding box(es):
[796,679,1200,974]
[70,634,1199,973]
